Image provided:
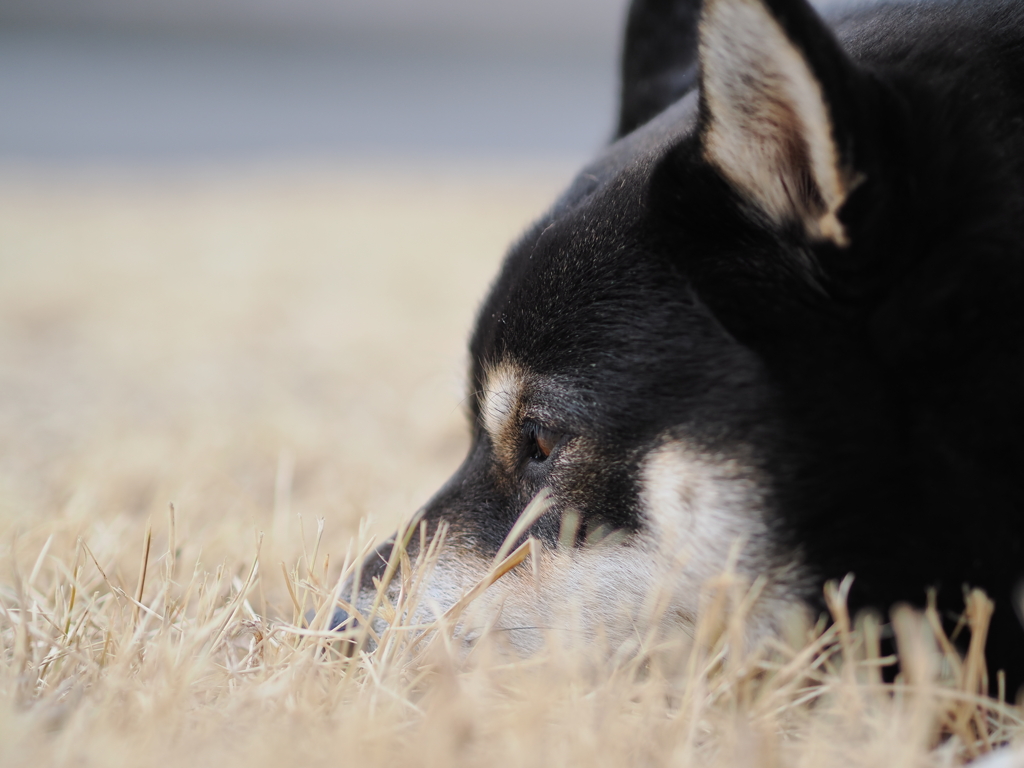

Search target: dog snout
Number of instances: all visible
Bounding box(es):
[327,537,397,629]
[357,537,397,591]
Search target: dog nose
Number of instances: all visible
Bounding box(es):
[302,605,355,630]
[329,606,353,631]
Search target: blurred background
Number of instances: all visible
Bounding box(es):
[0,0,630,578]
[0,0,627,164]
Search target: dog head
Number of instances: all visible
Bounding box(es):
[336,0,1019,652]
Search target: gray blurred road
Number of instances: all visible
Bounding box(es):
[0,27,619,165]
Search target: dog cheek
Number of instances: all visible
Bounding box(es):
[636,439,814,641]
[639,440,771,581]
[545,437,637,535]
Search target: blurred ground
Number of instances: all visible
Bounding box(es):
[0,164,570,579]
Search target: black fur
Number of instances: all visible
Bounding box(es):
[617,0,701,137]
[350,0,1024,693]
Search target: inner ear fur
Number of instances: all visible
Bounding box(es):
[699,0,865,246]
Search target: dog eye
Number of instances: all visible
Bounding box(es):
[525,422,562,462]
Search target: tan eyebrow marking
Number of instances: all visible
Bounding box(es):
[479,361,526,466]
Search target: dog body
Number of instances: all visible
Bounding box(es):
[347,0,1024,688]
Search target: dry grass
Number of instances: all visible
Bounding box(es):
[0,164,1021,767]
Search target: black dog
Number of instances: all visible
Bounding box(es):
[342,0,1024,691]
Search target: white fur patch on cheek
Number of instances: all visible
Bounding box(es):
[638,440,812,641]
[640,442,768,578]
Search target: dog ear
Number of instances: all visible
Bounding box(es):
[699,0,866,247]
[617,0,702,138]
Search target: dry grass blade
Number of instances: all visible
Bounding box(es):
[0,508,1022,768]
[442,537,533,625]
[132,520,153,627]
